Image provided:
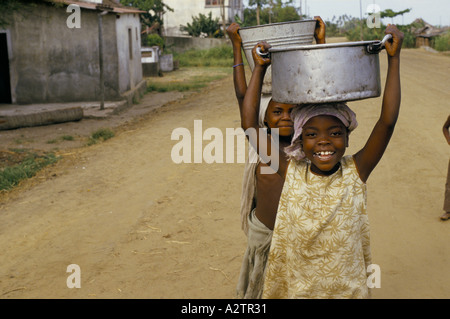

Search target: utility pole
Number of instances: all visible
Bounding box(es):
[97,11,108,110]
[220,0,226,38]
[299,0,302,18]
[359,0,364,41]
[269,0,273,24]
[96,3,113,110]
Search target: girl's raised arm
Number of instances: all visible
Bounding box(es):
[354,24,404,183]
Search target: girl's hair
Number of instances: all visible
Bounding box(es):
[285,103,358,160]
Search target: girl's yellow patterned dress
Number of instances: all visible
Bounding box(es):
[263,155,372,299]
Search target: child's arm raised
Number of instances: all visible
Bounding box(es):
[241,42,286,176]
[354,24,404,183]
[314,16,326,44]
[227,23,247,110]
[241,41,270,129]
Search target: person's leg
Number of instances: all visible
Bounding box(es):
[440,159,450,221]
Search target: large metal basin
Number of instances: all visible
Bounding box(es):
[239,20,316,94]
[269,40,384,104]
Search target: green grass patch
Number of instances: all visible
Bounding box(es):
[61,135,74,141]
[173,45,234,67]
[47,135,75,144]
[146,73,227,93]
[0,151,59,191]
[87,128,115,146]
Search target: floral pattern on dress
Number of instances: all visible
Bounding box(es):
[262,155,372,299]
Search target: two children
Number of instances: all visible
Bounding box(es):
[241,24,404,298]
[227,18,326,298]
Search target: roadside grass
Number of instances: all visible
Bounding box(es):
[147,45,234,93]
[87,128,115,146]
[173,45,234,67]
[0,128,114,191]
[146,72,230,93]
[0,150,59,191]
[47,135,75,144]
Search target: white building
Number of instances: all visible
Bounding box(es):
[162,0,244,37]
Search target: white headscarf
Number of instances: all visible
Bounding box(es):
[285,103,358,161]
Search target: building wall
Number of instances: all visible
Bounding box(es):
[2,2,143,104]
[4,4,121,104]
[163,0,243,37]
[115,13,143,93]
[415,36,430,48]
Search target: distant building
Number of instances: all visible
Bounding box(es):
[0,0,145,104]
[412,18,449,48]
[162,0,244,37]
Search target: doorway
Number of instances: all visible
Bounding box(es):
[0,33,12,104]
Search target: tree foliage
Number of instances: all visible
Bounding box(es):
[380,8,412,22]
[120,0,173,35]
[248,0,268,25]
[240,0,301,27]
[0,0,32,28]
[180,12,223,38]
[324,9,420,48]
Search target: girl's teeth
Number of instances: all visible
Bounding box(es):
[316,151,333,155]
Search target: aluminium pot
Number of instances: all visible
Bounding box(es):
[239,20,316,94]
[268,35,392,104]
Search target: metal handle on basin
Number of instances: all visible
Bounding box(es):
[366,34,393,54]
[256,46,271,58]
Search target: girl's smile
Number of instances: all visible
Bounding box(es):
[301,115,349,176]
[313,150,336,161]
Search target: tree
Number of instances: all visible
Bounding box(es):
[249,0,268,25]
[120,0,173,36]
[380,8,411,24]
[271,0,300,23]
[180,12,223,38]
[241,0,300,27]
[0,0,30,28]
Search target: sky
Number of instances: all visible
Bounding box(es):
[243,0,450,26]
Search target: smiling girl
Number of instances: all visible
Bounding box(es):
[242,24,404,298]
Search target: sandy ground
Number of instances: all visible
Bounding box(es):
[0,48,449,299]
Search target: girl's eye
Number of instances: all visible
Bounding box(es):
[330,131,343,137]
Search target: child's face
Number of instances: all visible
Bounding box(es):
[301,115,348,175]
[264,101,295,137]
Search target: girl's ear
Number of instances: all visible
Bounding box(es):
[345,132,349,147]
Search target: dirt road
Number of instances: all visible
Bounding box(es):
[1,49,449,299]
